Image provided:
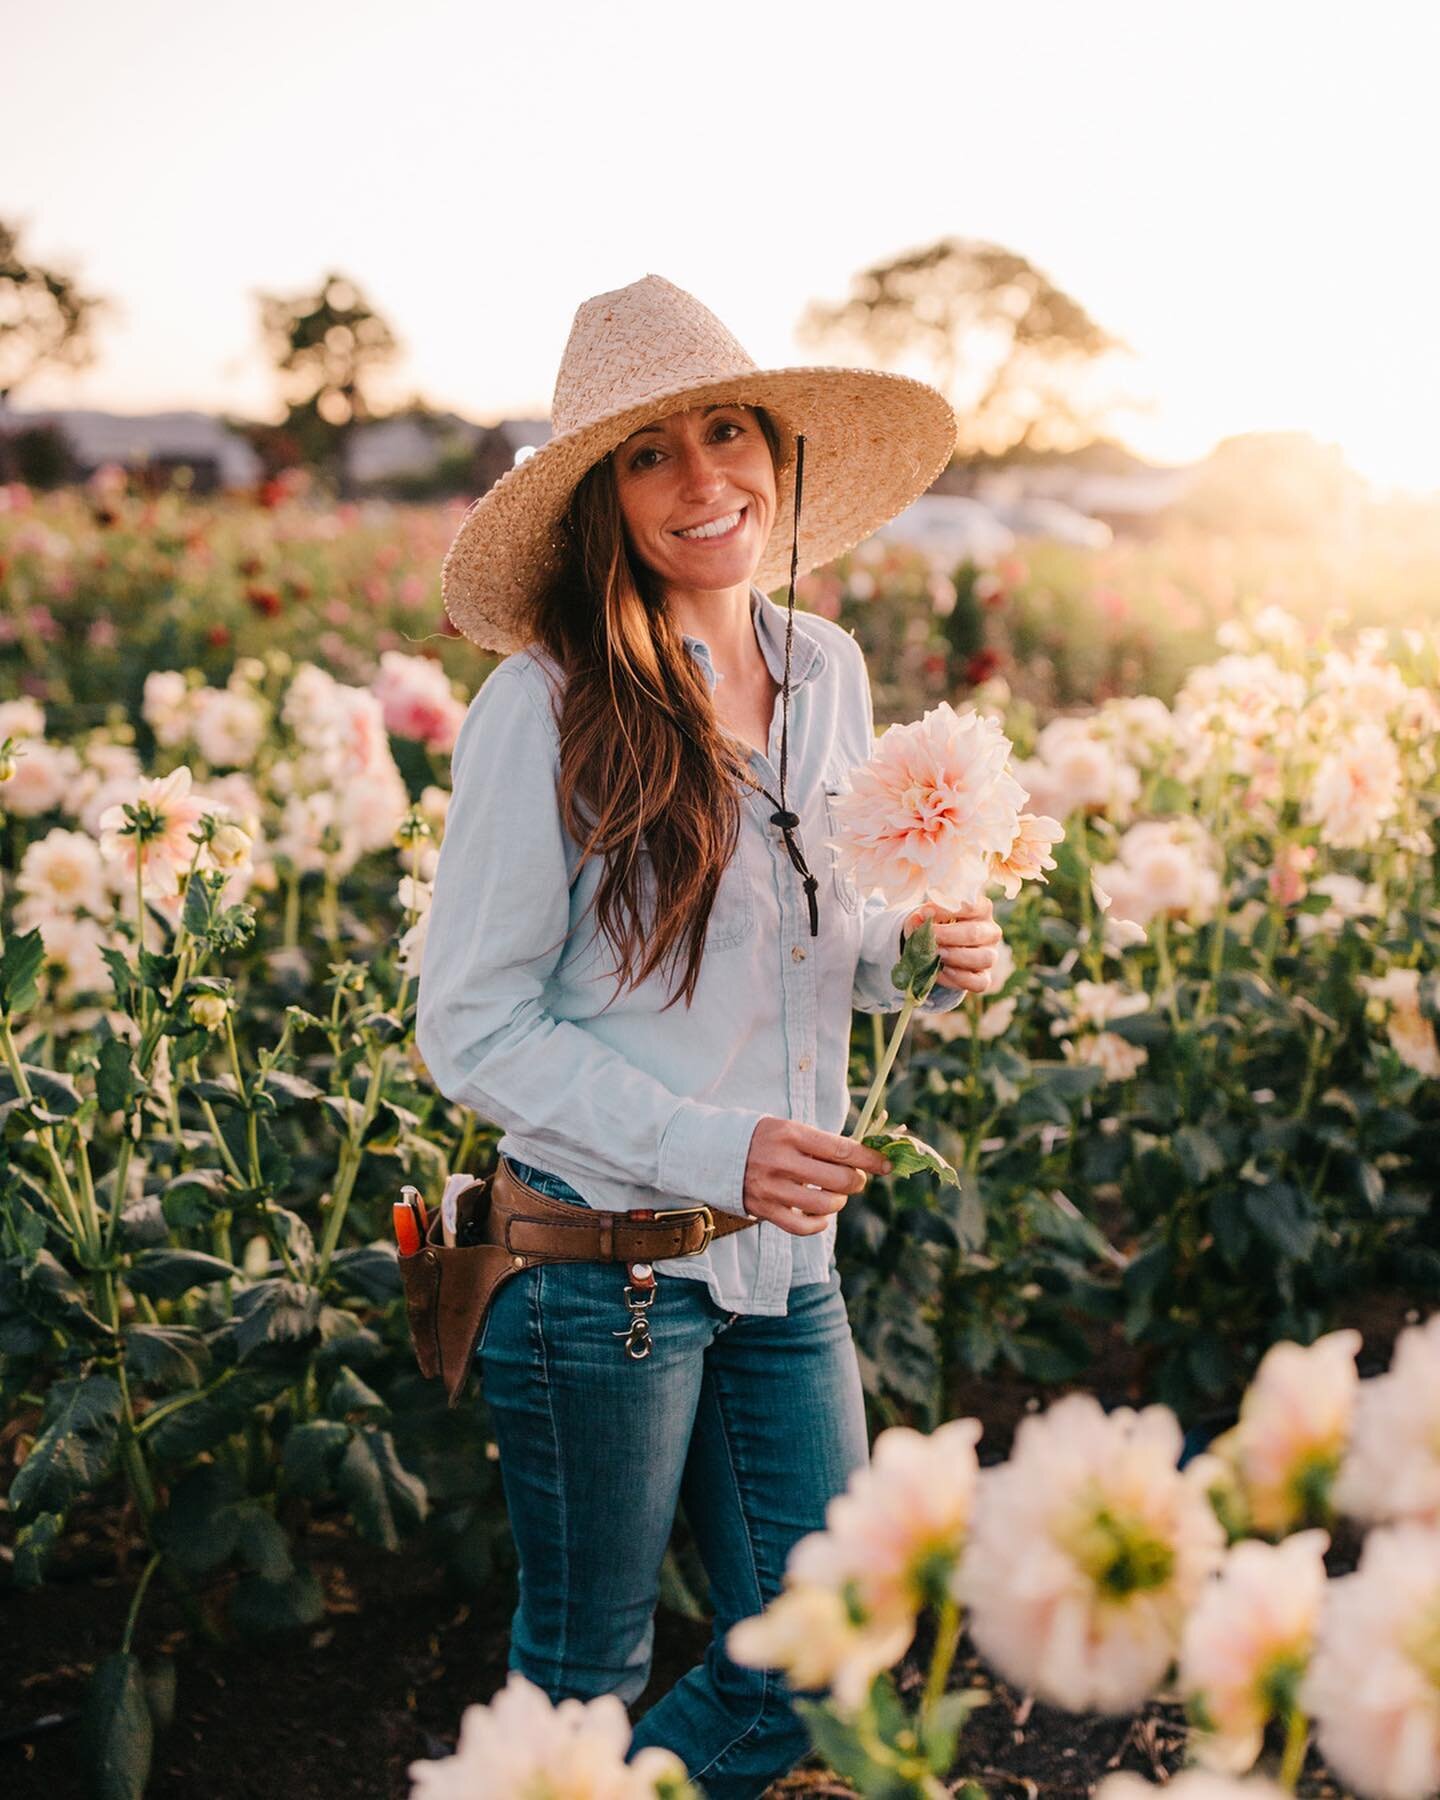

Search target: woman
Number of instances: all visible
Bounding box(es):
[416,274,1003,1800]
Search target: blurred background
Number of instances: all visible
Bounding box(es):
[3,0,1438,721]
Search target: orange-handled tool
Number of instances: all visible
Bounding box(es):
[393,1186,429,1256]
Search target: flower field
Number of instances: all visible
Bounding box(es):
[3,475,1440,1798]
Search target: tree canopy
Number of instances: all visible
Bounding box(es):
[799,237,1132,462]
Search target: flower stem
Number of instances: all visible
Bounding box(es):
[852,996,918,1143]
[1279,1705,1309,1791]
[923,1591,962,1714]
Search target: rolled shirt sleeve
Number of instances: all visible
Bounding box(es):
[415,666,765,1215]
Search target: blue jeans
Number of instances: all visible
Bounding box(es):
[480,1156,870,1800]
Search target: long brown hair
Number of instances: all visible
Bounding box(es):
[526,404,785,1013]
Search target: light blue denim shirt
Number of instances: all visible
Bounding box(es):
[415,583,966,1315]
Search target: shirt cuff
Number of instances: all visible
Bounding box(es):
[657,1101,767,1216]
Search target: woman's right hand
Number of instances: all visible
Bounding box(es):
[740,1117,892,1236]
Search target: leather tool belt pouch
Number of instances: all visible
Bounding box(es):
[396,1156,755,1405]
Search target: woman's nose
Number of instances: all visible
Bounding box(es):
[675,442,726,498]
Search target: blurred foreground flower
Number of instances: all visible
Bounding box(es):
[1097,1773,1290,1800]
[1201,1330,1360,1538]
[1337,1315,1440,1526]
[1179,1529,1328,1775]
[409,1671,692,1800]
[1303,1524,1440,1800]
[960,1393,1224,1713]
[729,1418,984,1713]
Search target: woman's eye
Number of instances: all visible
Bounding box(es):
[629,447,661,470]
[713,420,743,441]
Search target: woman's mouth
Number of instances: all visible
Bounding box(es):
[672,505,747,543]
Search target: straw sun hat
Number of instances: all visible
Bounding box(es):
[440,273,958,653]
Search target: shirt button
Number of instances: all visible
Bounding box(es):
[797,1054,812,1071]
[791,945,806,961]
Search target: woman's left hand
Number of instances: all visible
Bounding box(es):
[902,897,1003,995]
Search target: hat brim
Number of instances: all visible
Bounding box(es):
[440,365,958,654]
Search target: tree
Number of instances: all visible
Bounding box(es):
[0,218,107,404]
[799,237,1132,467]
[254,271,398,489]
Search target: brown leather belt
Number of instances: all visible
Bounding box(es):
[398,1157,755,1404]
[491,1155,755,1264]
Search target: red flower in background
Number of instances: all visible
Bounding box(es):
[247,586,282,617]
[965,648,1003,686]
[207,624,231,649]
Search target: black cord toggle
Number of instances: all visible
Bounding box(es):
[769,807,800,831]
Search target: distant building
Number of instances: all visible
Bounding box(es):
[970,458,1198,539]
[4,408,262,492]
[346,410,484,485]
[471,417,552,493]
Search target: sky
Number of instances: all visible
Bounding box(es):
[5,0,1438,495]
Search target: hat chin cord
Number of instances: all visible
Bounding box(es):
[749,434,820,937]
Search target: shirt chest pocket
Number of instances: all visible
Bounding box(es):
[637,835,754,953]
[820,767,861,916]
[705,834,756,949]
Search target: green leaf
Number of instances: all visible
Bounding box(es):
[321,1094,365,1133]
[919,1688,981,1774]
[228,1279,322,1361]
[13,1511,65,1587]
[336,1427,428,1550]
[1244,1183,1319,1261]
[861,1123,961,1188]
[234,1507,295,1583]
[0,1064,83,1117]
[102,946,136,1013]
[179,1076,242,1111]
[11,1376,123,1517]
[142,1660,177,1734]
[230,1566,325,1637]
[1174,1126,1225,1185]
[182,871,220,935]
[160,1167,234,1229]
[327,1243,401,1302]
[95,1037,141,1114]
[157,1466,245,1573]
[281,1419,352,1495]
[124,1323,210,1387]
[81,1653,154,1800]
[791,1696,902,1795]
[138,948,178,994]
[325,1366,387,1420]
[0,927,45,1016]
[255,1069,324,1108]
[269,1207,316,1274]
[125,1248,238,1301]
[145,1368,293,1461]
[358,1010,406,1044]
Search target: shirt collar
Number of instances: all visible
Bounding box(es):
[682,584,828,694]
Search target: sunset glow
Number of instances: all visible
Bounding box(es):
[6,0,1438,495]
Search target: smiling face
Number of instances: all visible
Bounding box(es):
[610,403,777,596]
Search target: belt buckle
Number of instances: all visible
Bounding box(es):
[652,1206,715,1255]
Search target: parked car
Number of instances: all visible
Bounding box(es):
[985,494,1114,549]
[871,494,1017,566]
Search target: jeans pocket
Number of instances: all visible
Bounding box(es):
[502,1155,590,1206]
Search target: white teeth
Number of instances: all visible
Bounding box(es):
[676,508,742,540]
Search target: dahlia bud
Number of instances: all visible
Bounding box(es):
[190,993,230,1031]
[209,823,253,871]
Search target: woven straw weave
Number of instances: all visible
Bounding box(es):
[441,275,958,653]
